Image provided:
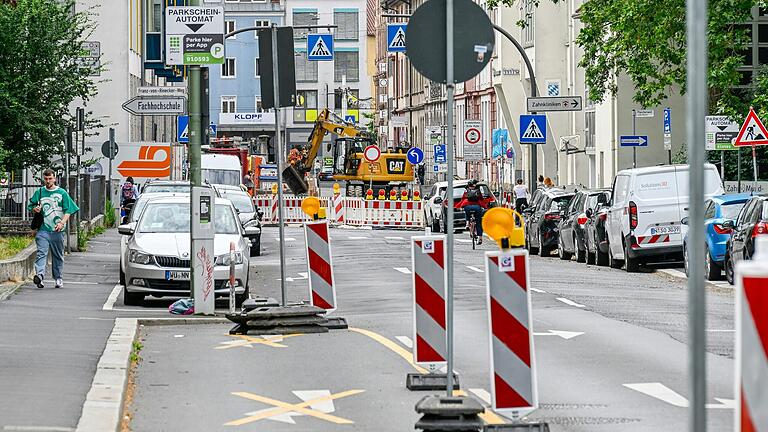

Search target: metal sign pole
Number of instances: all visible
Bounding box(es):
[445,0,455,398]
[738,149,742,192]
[753,145,758,189]
[108,127,114,206]
[272,24,288,307]
[686,0,708,427]
[632,109,637,168]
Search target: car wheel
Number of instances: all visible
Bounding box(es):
[558,237,572,260]
[624,240,640,273]
[704,246,721,281]
[575,236,586,263]
[587,251,596,265]
[596,247,609,267]
[683,243,690,277]
[725,255,735,285]
[250,236,261,257]
[609,245,623,269]
[119,268,126,286]
[538,233,550,257]
[123,287,144,306]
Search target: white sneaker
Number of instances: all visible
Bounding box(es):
[54,278,63,289]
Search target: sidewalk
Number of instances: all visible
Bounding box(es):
[0,229,121,431]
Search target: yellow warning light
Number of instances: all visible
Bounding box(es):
[482,207,525,249]
[301,197,321,219]
[271,184,278,195]
[333,183,341,194]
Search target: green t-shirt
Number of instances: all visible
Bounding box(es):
[27,186,79,232]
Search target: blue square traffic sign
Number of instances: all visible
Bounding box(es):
[177,115,189,143]
[620,135,648,147]
[387,24,407,53]
[434,144,446,163]
[307,34,334,61]
[519,114,547,144]
[664,108,671,134]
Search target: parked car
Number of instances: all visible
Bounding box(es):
[682,193,751,280]
[318,166,335,181]
[118,196,254,306]
[439,181,497,233]
[605,164,723,272]
[140,180,192,195]
[583,190,612,266]
[558,188,610,263]
[424,180,469,232]
[523,188,575,256]
[215,185,263,256]
[725,194,768,284]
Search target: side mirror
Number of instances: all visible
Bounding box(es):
[256,209,264,220]
[722,219,735,229]
[244,226,260,237]
[681,217,689,225]
[118,223,135,236]
[434,197,443,204]
[585,208,593,218]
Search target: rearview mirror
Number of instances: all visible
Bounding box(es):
[434,197,443,204]
[722,219,735,229]
[118,223,135,236]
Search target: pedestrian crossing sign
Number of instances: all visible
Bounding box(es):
[734,107,768,146]
[177,115,189,143]
[519,114,547,144]
[307,34,334,61]
[387,24,407,53]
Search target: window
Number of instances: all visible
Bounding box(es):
[584,110,595,149]
[294,90,318,123]
[704,201,716,219]
[522,0,534,47]
[255,97,264,113]
[221,96,236,113]
[254,19,270,38]
[295,51,318,82]
[613,175,630,204]
[225,20,235,39]
[254,58,260,77]
[334,11,359,40]
[293,11,317,39]
[146,0,162,32]
[334,51,359,82]
[222,57,236,78]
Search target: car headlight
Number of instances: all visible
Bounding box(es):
[129,250,153,265]
[216,252,243,266]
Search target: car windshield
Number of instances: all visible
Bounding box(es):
[142,184,189,194]
[138,203,240,234]
[202,169,241,186]
[721,202,746,220]
[550,196,573,211]
[221,192,254,213]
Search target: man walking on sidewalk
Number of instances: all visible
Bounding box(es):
[27,169,79,289]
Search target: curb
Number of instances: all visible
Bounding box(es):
[75,316,231,432]
[0,280,26,302]
[655,268,734,294]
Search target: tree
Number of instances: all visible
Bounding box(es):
[0,0,99,172]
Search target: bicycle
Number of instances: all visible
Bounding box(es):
[468,213,478,250]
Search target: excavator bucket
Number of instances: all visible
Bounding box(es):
[282,165,309,195]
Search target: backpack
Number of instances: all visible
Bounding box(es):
[466,188,481,202]
[122,182,134,201]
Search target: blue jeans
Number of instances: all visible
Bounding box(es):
[464,205,484,237]
[35,230,65,279]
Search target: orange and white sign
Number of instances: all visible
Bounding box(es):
[735,108,768,147]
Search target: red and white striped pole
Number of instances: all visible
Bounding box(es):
[411,236,447,367]
[485,248,537,419]
[304,220,337,312]
[736,236,768,431]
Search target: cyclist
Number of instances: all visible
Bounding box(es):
[458,180,487,245]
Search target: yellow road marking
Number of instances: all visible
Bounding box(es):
[453,390,505,425]
[215,334,303,350]
[225,389,365,426]
[348,327,428,374]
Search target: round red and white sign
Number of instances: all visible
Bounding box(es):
[465,128,481,144]
[363,145,381,162]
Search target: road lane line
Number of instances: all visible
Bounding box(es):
[393,267,412,274]
[385,236,405,240]
[102,284,122,311]
[456,239,471,244]
[349,327,428,374]
[395,336,413,349]
[556,297,586,308]
[348,236,370,240]
[466,265,484,273]
[530,288,547,293]
[623,382,688,407]
[469,388,492,404]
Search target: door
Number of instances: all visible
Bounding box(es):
[608,175,630,258]
[733,199,757,260]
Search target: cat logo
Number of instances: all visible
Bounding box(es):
[117,145,171,179]
[387,159,405,174]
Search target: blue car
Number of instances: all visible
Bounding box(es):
[683,193,752,280]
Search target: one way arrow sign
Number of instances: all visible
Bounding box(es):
[620,135,648,147]
[527,96,583,112]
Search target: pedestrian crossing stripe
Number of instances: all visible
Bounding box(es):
[521,118,544,139]
[310,37,330,57]
[389,27,406,49]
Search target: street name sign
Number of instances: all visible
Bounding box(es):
[705,115,739,150]
[139,86,187,97]
[463,119,483,161]
[122,96,186,116]
[519,115,547,144]
[620,135,648,147]
[165,6,225,65]
[635,109,655,118]
[526,96,582,112]
[307,34,334,61]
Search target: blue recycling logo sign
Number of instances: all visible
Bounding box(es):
[387,24,407,53]
[307,34,334,61]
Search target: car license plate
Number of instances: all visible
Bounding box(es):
[650,225,681,235]
[165,271,190,281]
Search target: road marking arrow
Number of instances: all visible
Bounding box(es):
[533,330,584,340]
[623,382,734,409]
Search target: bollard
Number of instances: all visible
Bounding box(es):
[304,219,337,312]
[736,236,768,431]
[229,242,236,314]
[414,395,484,432]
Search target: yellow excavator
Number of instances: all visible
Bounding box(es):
[282,108,415,196]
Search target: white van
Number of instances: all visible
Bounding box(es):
[201,154,242,187]
[605,164,723,271]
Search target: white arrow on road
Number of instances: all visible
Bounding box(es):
[533,330,584,340]
[623,382,734,409]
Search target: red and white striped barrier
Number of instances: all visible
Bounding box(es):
[411,236,447,366]
[485,249,537,417]
[304,220,337,312]
[736,237,768,431]
[637,234,670,245]
[254,195,333,225]
[332,193,345,224]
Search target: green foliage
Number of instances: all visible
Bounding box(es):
[362,111,379,143]
[0,0,100,171]
[104,199,116,228]
[0,235,32,260]
[130,340,143,363]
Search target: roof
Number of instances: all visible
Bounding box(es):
[142,196,234,206]
[543,188,575,198]
[712,193,753,204]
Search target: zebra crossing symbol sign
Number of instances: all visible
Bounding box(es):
[519,114,547,144]
[387,24,407,52]
[307,34,334,61]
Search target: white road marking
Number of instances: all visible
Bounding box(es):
[275,237,297,242]
[533,330,584,340]
[706,329,735,332]
[395,336,413,349]
[466,265,484,273]
[623,382,734,409]
[394,267,412,274]
[556,297,586,308]
[3,427,75,432]
[66,281,99,285]
[468,388,492,405]
[348,236,371,240]
[297,272,308,279]
[102,284,122,311]
[530,288,547,293]
[456,239,471,244]
[385,236,405,240]
[78,317,115,321]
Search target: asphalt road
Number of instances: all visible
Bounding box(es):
[128,226,736,431]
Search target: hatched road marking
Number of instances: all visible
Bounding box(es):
[393,267,412,274]
[215,334,303,349]
[395,335,413,349]
[456,239,472,244]
[530,287,547,293]
[556,297,586,308]
[348,236,371,240]
[225,389,365,426]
